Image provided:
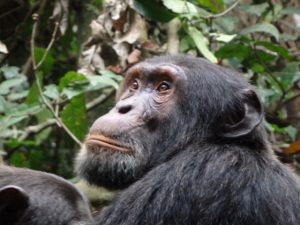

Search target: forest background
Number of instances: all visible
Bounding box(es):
[0,0,299,178]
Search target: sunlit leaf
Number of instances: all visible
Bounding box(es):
[210,33,236,43]
[7,91,28,101]
[0,77,26,95]
[187,27,217,63]
[0,96,7,113]
[0,66,21,79]
[163,0,197,14]
[0,41,8,54]
[100,70,123,81]
[44,84,60,100]
[240,23,280,41]
[87,75,119,90]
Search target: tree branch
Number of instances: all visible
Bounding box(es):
[30,13,82,146]
[17,89,115,141]
[205,0,240,19]
[19,119,56,141]
[86,88,115,111]
[166,18,181,54]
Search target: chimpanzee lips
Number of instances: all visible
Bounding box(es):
[85,134,133,153]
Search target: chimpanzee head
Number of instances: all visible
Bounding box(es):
[76,55,263,189]
[0,166,93,225]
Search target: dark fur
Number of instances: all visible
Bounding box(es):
[77,55,300,225]
[0,166,93,225]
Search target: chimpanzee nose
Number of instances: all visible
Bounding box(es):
[118,105,133,114]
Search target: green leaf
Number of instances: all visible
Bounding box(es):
[280,33,298,41]
[163,0,197,13]
[186,27,217,63]
[238,3,268,17]
[0,116,27,130]
[240,23,280,41]
[215,43,251,59]
[61,95,88,141]
[250,50,275,63]
[285,126,298,141]
[34,109,53,144]
[35,127,52,145]
[34,47,54,74]
[278,63,300,84]
[180,36,195,52]
[210,33,236,43]
[0,96,7,113]
[59,71,88,91]
[44,84,60,100]
[7,91,28,101]
[61,87,87,100]
[9,151,29,167]
[99,70,123,82]
[251,64,264,73]
[280,7,300,16]
[0,103,45,129]
[0,77,26,95]
[192,0,225,13]
[0,66,21,79]
[26,73,43,104]
[214,16,238,34]
[87,75,119,90]
[26,82,40,104]
[255,41,293,60]
[133,0,177,22]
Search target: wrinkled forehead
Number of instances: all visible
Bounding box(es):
[125,62,186,80]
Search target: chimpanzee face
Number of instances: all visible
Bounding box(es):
[76,62,188,189]
[76,55,262,189]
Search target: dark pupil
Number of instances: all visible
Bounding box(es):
[159,82,169,91]
[132,80,138,89]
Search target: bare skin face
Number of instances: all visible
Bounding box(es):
[76,63,186,189]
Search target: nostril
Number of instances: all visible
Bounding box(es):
[118,105,132,114]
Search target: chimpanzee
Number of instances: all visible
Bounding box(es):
[76,55,300,225]
[0,165,93,225]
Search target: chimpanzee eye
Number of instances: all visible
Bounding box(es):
[157,81,171,92]
[130,79,139,90]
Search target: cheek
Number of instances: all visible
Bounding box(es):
[150,94,176,119]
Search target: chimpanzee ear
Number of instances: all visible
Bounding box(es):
[221,89,263,138]
[0,185,29,224]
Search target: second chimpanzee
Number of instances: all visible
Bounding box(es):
[76,55,300,225]
[0,165,93,225]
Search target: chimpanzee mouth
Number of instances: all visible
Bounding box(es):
[85,134,133,154]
